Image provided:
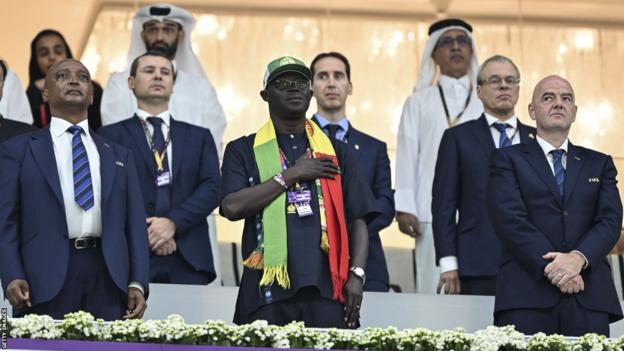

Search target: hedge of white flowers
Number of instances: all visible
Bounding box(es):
[7,311,624,350]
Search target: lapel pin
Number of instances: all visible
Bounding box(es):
[528,133,535,139]
[115,161,124,167]
[354,144,360,150]
[574,156,581,160]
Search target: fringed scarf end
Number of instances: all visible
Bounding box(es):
[242,250,264,270]
[259,265,291,289]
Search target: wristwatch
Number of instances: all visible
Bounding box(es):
[349,266,366,284]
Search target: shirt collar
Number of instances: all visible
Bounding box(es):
[536,134,569,156]
[485,112,518,130]
[50,117,91,139]
[439,74,471,91]
[313,113,349,132]
[136,109,171,127]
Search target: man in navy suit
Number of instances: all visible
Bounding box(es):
[99,51,220,285]
[310,52,395,292]
[487,75,623,335]
[432,55,535,295]
[0,59,149,320]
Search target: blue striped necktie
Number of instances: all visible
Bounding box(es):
[550,149,566,196]
[492,123,512,148]
[68,125,94,211]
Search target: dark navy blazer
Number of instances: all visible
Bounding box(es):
[0,117,35,144]
[432,114,535,277]
[99,116,220,282]
[0,128,150,306]
[487,138,623,321]
[312,117,395,290]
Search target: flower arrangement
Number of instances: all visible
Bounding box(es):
[7,311,624,350]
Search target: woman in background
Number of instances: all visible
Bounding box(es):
[26,29,103,130]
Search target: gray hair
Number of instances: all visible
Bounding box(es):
[476,55,520,85]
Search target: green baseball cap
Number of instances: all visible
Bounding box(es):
[262,56,312,89]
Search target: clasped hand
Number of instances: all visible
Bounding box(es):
[147,217,177,255]
[543,252,585,294]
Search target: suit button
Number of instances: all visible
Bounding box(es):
[563,211,568,216]
[562,242,567,247]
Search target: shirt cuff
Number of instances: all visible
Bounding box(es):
[571,250,589,269]
[439,256,458,273]
[128,281,144,295]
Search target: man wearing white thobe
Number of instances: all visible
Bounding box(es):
[394,18,483,294]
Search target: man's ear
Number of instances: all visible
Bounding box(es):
[42,88,49,103]
[528,103,536,121]
[260,89,268,102]
[128,76,135,90]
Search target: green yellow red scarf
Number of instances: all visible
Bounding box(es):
[243,118,349,302]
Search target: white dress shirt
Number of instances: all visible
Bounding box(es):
[135,109,173,172]
[439,113,522,273]
[536,135,568,172]
[50,117,102,239]
[485,113,521,148]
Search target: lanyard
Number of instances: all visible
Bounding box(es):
[140,118,172,172]
[438,84,472,127]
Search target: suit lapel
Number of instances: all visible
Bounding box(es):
[345,124,363,162]
[30,130,64,207]
[523,140,563,206]
[518,122,534,144]
[563,143,585,205]
[471,114,496,156]
[170,117,186,180]
[125,116,156,177]
[92,132,115,209]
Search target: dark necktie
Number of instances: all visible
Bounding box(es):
[550,149,566,196]
[492,123,513,148]
[147,117,171,216]
[68,125,94,211]
[325,124,342,140]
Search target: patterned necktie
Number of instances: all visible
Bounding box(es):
[325,124,342,140]
[492,123,513,148]
[147,117,171,216]
[550,149,566,196]
[68,125,94,211]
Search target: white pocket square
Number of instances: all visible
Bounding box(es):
[115,161,125,167]
[588,177,600,183]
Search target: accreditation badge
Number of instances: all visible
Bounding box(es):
[156,171,171,187]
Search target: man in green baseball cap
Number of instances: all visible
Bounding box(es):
[262,56,312,89]
[220,56,378,328]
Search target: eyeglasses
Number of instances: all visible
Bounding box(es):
[270,79,310,90]
[436,35,472,49]
[481,76,520,88]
